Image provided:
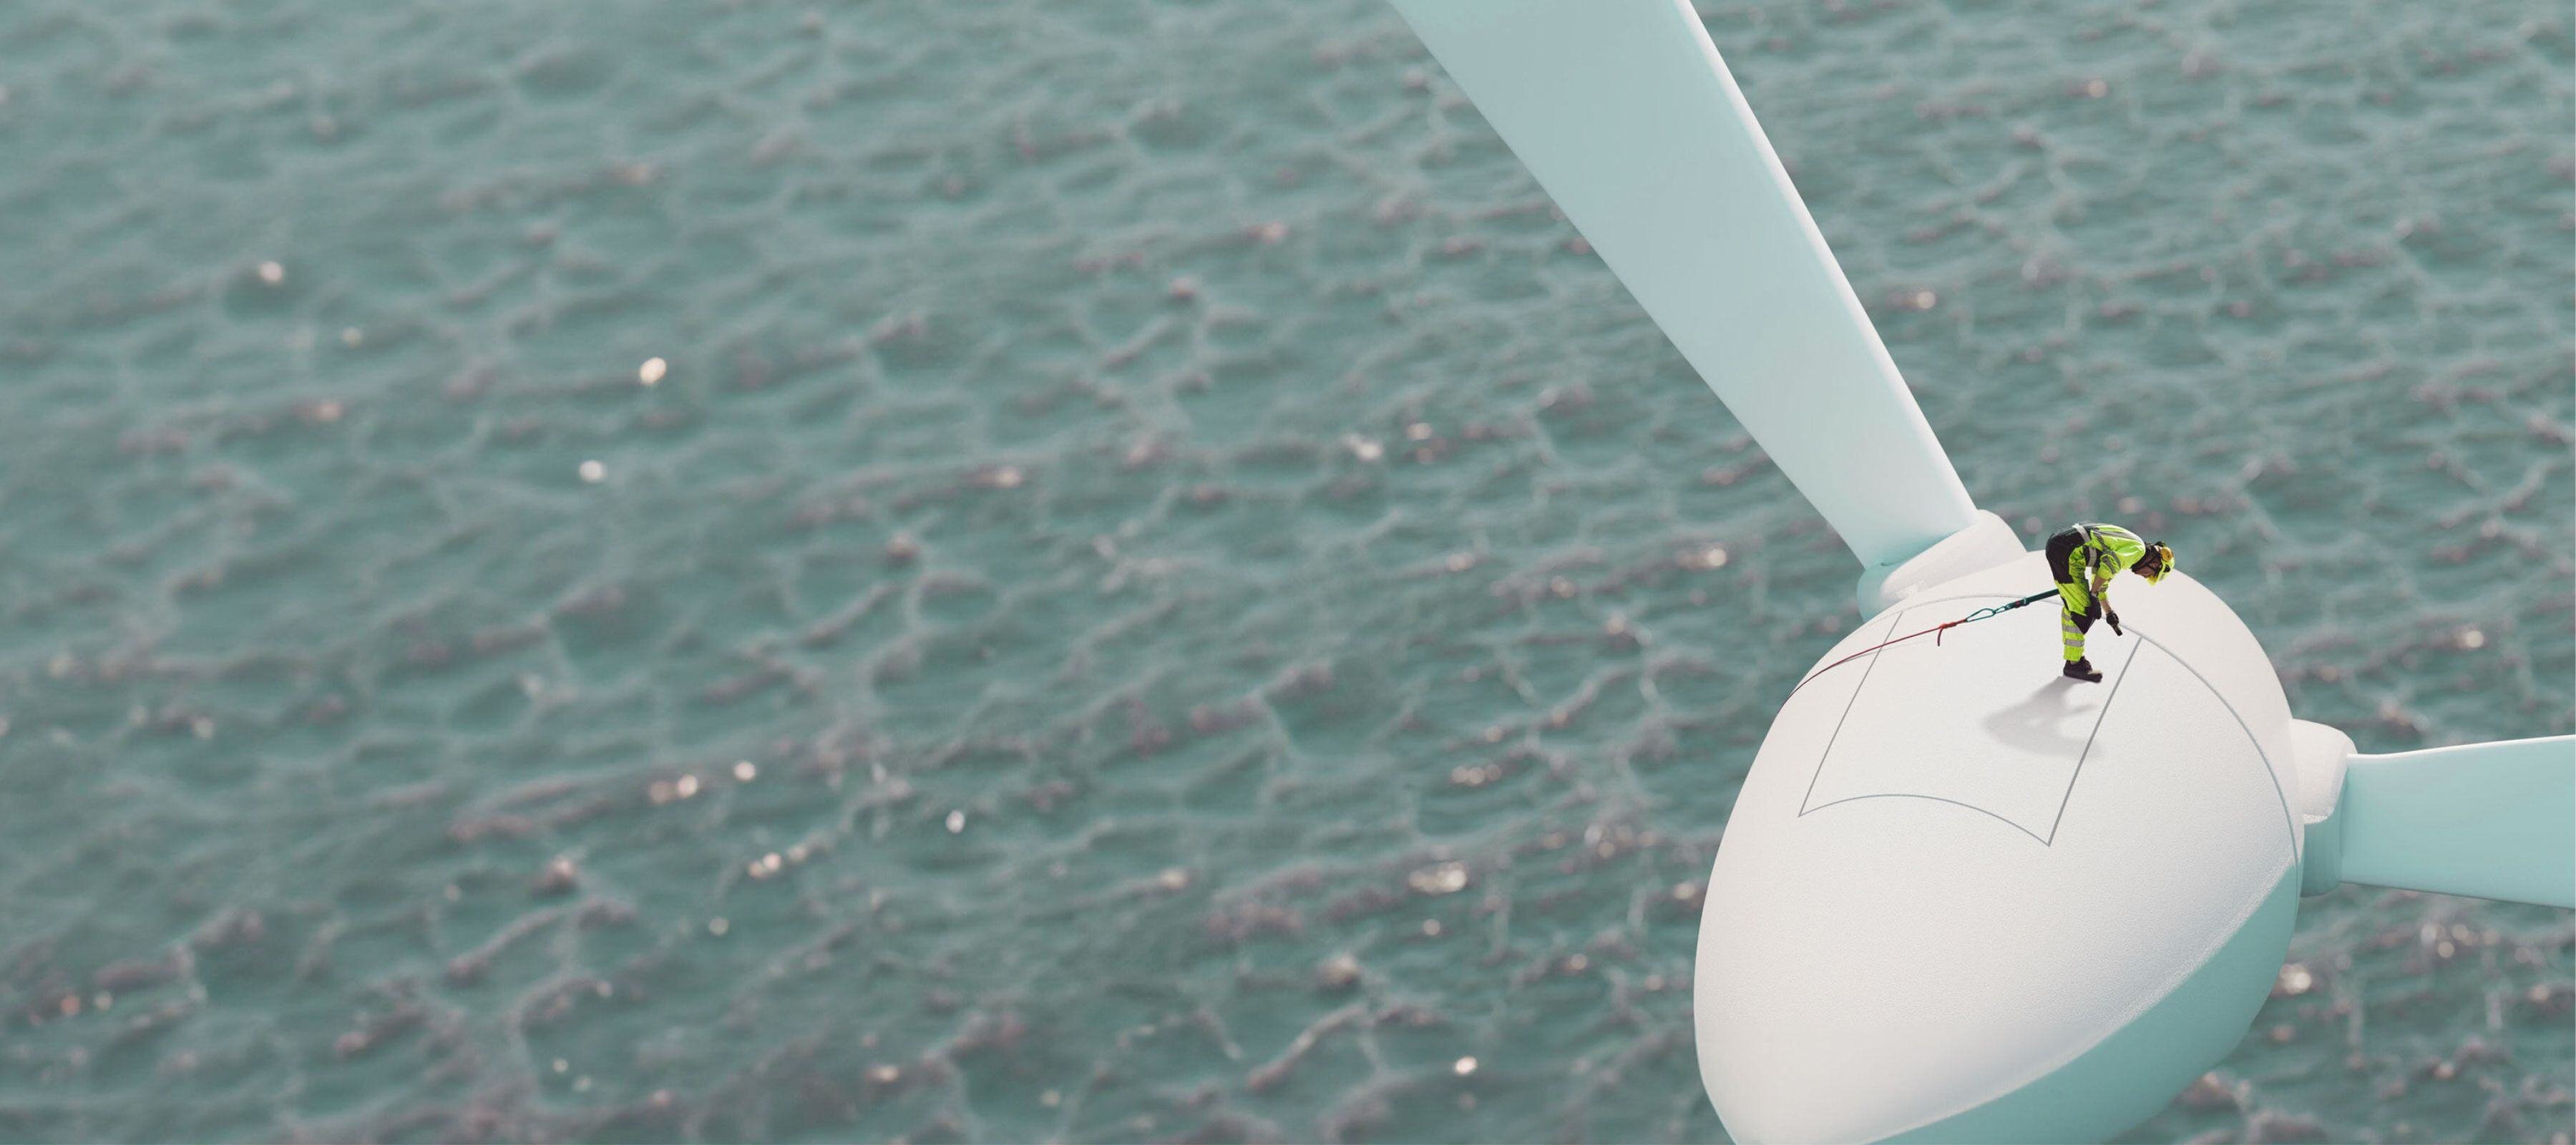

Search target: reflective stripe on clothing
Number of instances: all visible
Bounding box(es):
[2060,605,2097,663]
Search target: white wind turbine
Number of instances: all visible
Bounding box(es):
[1387,2,2575,1141]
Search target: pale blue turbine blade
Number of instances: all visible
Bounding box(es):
[2336,736,2575,908]
[1391,0,1980,570]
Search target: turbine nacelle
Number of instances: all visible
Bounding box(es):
[1695,552,2305,1142]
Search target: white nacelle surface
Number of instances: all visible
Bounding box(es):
[1695,552,2303,1142]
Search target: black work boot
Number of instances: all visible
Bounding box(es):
[2062,658,2103,683]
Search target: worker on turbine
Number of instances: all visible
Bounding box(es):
[2046,523,2175,682]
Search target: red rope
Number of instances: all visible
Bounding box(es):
[1783,621,1956,701]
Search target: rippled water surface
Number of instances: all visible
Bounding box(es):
[1,1,2570,1141]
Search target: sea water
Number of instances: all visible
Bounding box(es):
[0,1,2567,1141]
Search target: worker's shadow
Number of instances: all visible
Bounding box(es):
[1979,678,2102,760]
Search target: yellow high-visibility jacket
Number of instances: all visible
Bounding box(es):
[2056,523,2145,614]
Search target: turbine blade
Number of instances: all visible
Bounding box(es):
[1392,0,1979,570]
[2336,735,2575,908]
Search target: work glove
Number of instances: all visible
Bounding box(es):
[2104,608,2122,636]
[2081,599,2102,623]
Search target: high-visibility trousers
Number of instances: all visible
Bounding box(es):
[2045,527,2099,664]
